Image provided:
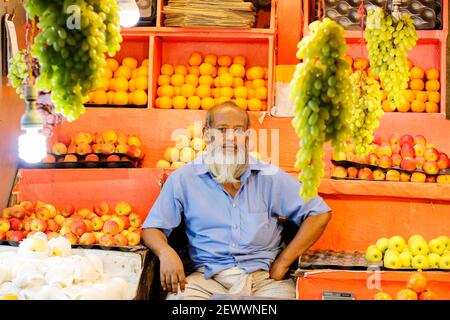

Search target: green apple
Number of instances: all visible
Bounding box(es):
[384,249,400,258]
[375,237,390,253]
[429,238,446,255]
[437,236,450,250]
[408,234,426,246]
[409,240,429,256]
[439,255,450,270]
[399,251,413,268]
[384,254,402,269]
[365,245,383,262]
[412,255,430,270]
[388,235,406,253]
[427,253,441,268]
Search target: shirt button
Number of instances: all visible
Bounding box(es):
[233,225,238,229]
[231,243,236,248]
[232,203,237,208]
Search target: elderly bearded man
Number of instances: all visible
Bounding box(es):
[142,102,332,300]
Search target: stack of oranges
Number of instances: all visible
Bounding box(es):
[344,55,440,113]
[155,52,269,111]
[88,57,149,106]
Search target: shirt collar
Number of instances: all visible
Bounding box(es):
[193,155,265,176]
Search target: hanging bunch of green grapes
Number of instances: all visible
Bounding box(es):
[7,50,29,97]
[290,18,352,201]
[349,70,383,155]
[24,0,122,121]
[365,7,417,107]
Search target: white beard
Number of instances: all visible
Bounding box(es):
[205,145,248,184]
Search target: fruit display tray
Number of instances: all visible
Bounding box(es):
[0,240,147,252]
[321,0,442,30]
[85,103,147,109]
[332,160,450,176]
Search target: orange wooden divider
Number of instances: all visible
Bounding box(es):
[296,270,450,300]
[16,169,163,221]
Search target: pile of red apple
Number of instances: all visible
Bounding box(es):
[374,271,437,300]
[332,133,450,183]
[42,130,144,164]
[0,200,143,247]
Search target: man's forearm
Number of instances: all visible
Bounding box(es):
[277,211,332,266]
[142,228,173,257]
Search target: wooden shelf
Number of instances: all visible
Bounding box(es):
[121,26,275,37]
[343,29,447,41]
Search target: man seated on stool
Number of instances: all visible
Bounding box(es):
[142,101,332,300]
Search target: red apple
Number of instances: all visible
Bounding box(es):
[70,220,88,237]
[127,145,143,159]
[2,208,12,219]
[106,155,121,162]
[93,201,109,216]
[400,158,417,171]
[19,201,34,215]
[357,168,373,180]
[400,172,411,182]
[419,290,437,300]
[0,218,11,232]
[127,232,141,246]
[424,148,440,161]
[386,170,400,181]
[373,169,385,181]
[78,232,97,245]
[91,144,103,153]
[46,231,60,240]
[23,216,31,231]
[42,154,57,163]
[59,204,75,218]
[437,153,450,170]
[64,232,78,245]
[347,167,359,178]
[377,144,392,158]
[114,234,128,246]
[368,154,379,165]
[76,143,92,156]
[436,175,450,184]
[8,230,25,242]
[83,220,94,233]
[91,216,104,231]
[119,216,131,229]
[9,218,23,231]
[115,144,129,154]
[413,144,426,157]
[378,155,392,169]
[46,219,59,232]
[117,134,128,145]
[411,172,426,183]
[389,133,401,146]
[101,143,115,155]
[9,205,26,219]
[390,143,401,155]
[102,220,120,235]
[64,154,78,162]
[129,213,142,228]
[345,152,355,162]
[415,156,425,170]
[354,154,368,164]
[400,134,414,147]
[414,135,427,146]
[99,234,116,247]
[52,142,68,155]
[400,144,415,159]
[391,154,402,167]
[423,161,439,175]
[85,154,99,162]
[332,166,347,178]
[0,231,6,240]
[426,175,436,183]
[36,206,51,221]
[30,218,47,232]
[67,144,77,154]
[58,133,73,147]
[373,133,382,145]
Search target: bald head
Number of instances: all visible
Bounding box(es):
[204,102,250,130]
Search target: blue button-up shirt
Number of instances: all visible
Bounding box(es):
[143,157,331,279]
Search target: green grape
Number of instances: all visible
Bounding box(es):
[365,7,417,107]
[349,70,384,155]
[7,50,29,97]
[24,0,122,121]
[290,18,353,201]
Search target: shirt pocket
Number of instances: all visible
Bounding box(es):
[242,211,270,247]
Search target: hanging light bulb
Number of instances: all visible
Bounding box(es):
[118,0,140,28]
[18,86,46,163]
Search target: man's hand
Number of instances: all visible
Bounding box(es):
[269,257,291,281]
[159,247,187,295]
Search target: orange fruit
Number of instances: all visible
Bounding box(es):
[199,75,213,87]
[382,100,395,112]
[187,96,201,110]
[141,59,149,67]
[172,96,187,109]
[211,67,218,78]
[122,57,138,70]
[425,80,440,91]
[155,96,172,109]
[233,55,246,66]
[247,88,256,99]
[261,102,268,111]
[414,91,427,102]
[409,79,424,91]
[114,66,132,80]
[246,68,253,80]
[426,68,439,81]
[196,85,212,98]
[188,52,203,66]
[215,97,230,105]
[185,74,199,87]
[255,87,268,100]
[233,77,244,88]
[220,87,234,99]
[158,85,175,97]
[204,54,217,66]
[425,101,439,113]
[181,84,196,98]
[343,55,353,68]
[171,74,185,87]
[188,66,200,76]
[129,79,136,92]
[107,91,115,104]
[135,76,148,90]
[131,69,139,79]
[263,67,269,80]
[219,73,234,87]
[214,77,221,88]
[199,63,214,76]
[201,97,215,110]
[218,55,232,67]
[249,66,264,80]
[128,92,134,104]
[174,87,181,96]
[252,79,266,89]
[158,75,171,86]
[113,91,128,105]
[410,100,424,112]
[97,78,110,91]
[234,87,248,99]
[407,58,414,70]
[229,64,245,78]
[175,65,188,76]
[106,58,119,72]
[397,99,410,112]
[91,90,108,105]
[410,66,424,79]
[102,68,113,80]
[380,90,387,101]
[212,88,221,99]
[234,98,248,110]
[137,66,148,77]
[132,90,147,105]
[427,91,440,103]
[114,77,129,92]
[402,90,415,102]
[109,79,116,91]
[161,64,174,76]
[248,98,262,111]
[353,57,369,70]
[217,67,229,76]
